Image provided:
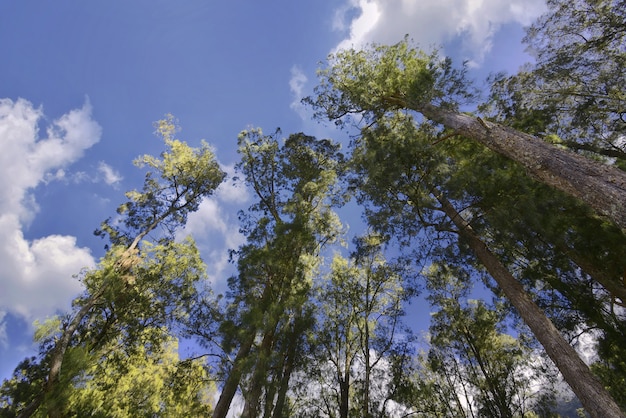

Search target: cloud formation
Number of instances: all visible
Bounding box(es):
[178,164,248,290]
[0,98,101,327]
[97,161,123,186]
[289,66,309,120]
[333,0,546,64]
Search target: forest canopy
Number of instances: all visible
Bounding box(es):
[1,1,625,417]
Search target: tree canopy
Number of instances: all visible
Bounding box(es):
[2,1,625,417]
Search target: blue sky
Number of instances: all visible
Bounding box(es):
[0,0,546,381]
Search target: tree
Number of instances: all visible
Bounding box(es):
[485,0,626,166]
[299,234,411,418]
[1,115,225,418]
[467,0,626,398]
[66,329,213,417]
[306,38,626,231]
[346,111,625,418]
[424,264,556,418]
[441,130,626,410]
[211,128,345,418]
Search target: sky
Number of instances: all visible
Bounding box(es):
[0,0,547,382]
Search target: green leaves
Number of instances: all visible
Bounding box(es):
[67,330,213,417]
[307,37,474,127]
[32,317,61,343]
[424,264,549,417]
[1,115,226,418]
[487,0,626,164]
[102,114,225,245]
[212,129,347,417]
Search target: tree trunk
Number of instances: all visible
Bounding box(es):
[339,375,350,418]
[409,100,626,232]
[434,191,625,418]
[212,332,256,418]
[339,347,351,418]
[363,299,371,418]
[272,316,303,418]
[242,326,276,418]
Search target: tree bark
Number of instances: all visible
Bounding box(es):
[212,332,256,418]
[242,325,276,418]
[339,374,350,418]
[272,314,303,418]
[406,100,626,232]
[434,191,625,418]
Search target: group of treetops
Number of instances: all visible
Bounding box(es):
[1,0,625,417]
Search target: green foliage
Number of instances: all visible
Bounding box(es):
[4,6,626,413]
[1,115,223,417]
[298,234,411,417]
[484,0,626,164]
[97,113,225,246]
[66,330,213,417]
[306,37,475,126]
[32,317,61,343]
[212,128,346,418]
[425,264,556,418]
[0,357,47,417]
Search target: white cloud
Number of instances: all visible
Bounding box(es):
[97,161,123,186]
[0,98,100,326]
[180,198,245,288]
[215,164,249,204]
[178,165,248,288]
[0,311,6,349]
[289,66,309,120]
[333,0,546,64]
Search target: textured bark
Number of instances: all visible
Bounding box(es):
[434,192,625,418]
[411,101,626,232]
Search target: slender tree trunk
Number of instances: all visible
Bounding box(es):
[339,376,350,418]
[242,325,276,418]
[213,332,256,418]
[363,319,371,418]
[402,99,626,231]
[272,316,303,418]
[461,329,512,418]
[339,349,351,418]
[434,191,625,418]
[18,292,104,418]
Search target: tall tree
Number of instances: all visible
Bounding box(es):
[442,132,626,410]
[212,129,344,418]
[65,329,214,417]
[306,38,626,231]
[485,0,626,166]
[471,0,626,397]
[1,115,225,418]
[425,264,556,418]
[346,111,625,418]
[300,234,410,418]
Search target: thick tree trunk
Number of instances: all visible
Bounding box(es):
[411,101,626,231]
[434,192,625,418]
